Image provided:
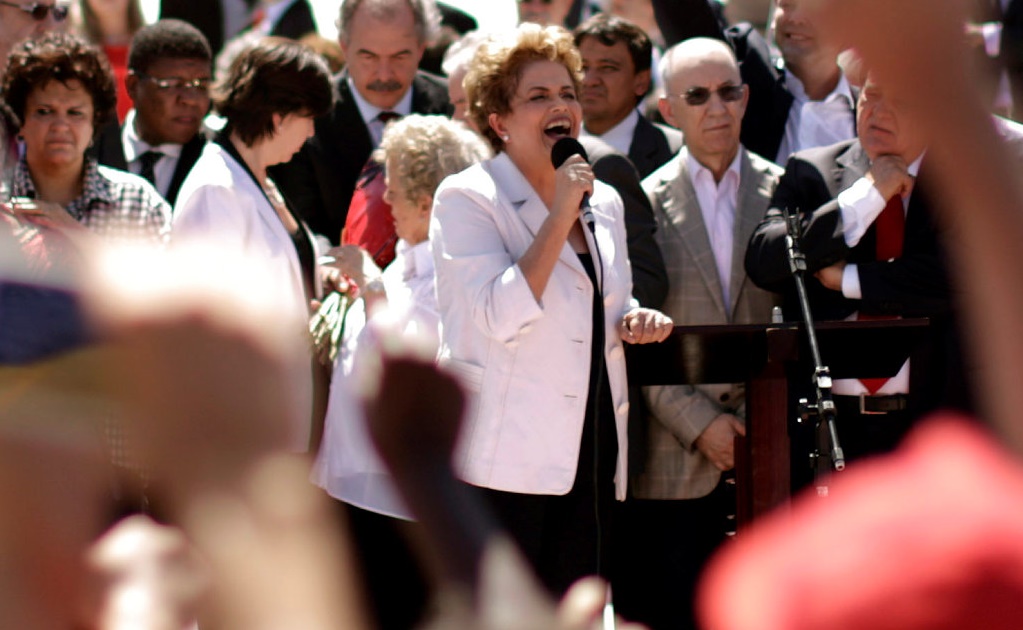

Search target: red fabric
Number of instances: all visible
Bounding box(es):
[698,416,1023,630]
[103,44,131,124]
[859,195,906,393]
[341,159,397,270]
[875,195,906,261]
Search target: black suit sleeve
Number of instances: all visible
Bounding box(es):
[855,201,952,317]
[272,135,341,243]
[747,156,953,317]
[745,156,848,292]
[652,0,728,47]
[592,153,669,309]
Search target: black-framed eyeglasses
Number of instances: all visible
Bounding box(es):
[0,1,68,21]
[132,72,211,94]
[675,84,746,106]
[519,0,554,5]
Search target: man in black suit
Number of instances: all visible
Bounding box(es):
[745,77,967,465]
[579,136,668,309]
[272,0,450,245]
[93,20,212,208]
[573,13,682,179]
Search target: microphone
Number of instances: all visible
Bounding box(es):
[550,137,595,232]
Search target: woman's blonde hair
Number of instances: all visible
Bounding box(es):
[464,24,583,153]
[374,114,492,205]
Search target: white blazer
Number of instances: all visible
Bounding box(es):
[173,142,316,451]
[430,152,636,500]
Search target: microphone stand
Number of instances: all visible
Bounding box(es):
[782,208,846,491]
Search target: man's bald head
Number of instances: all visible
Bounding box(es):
[659,37,747,180]
[660,37,740,95]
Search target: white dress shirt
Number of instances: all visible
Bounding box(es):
[686,147,742,307]
[583,107,640,156]
[776,71,857,164]
[312,239,440,520]
[122,109,184,201]
[347,77,414,147]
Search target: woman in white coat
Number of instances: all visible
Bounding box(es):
[430,24,673,595]
[173,38,333,451]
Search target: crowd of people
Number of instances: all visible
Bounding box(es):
[3,0,1023,629]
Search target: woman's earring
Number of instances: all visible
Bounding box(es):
[501,134,509,142]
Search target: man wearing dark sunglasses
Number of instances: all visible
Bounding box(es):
[614,37,783,630]
[0,1,67,69]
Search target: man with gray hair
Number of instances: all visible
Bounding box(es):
[272,0,451,244]
[615,37,782,630]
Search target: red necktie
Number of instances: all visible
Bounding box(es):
[859,195,906,394]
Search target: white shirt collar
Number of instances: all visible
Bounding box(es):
[347,76,414,127]
[785,70,855,108]
[122,109,185,162]
[907,152,924,177]
[684,145,742,191]
[583,108,639,155]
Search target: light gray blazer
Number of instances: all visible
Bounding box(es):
[634,147,782,500]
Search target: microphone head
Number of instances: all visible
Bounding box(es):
[550,137,588,169]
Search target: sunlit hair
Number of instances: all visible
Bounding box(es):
[337,0,440,47]
[212,37,334,147]
[373,114,491,205]
[465,23,582,153]
[128,19,212,74]
[2,32,116,133]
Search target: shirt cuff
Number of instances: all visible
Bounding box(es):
[837,177,887,247]
[983,22,1003,57]
[841,262,861,299]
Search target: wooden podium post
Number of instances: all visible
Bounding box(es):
[625,318,929,529]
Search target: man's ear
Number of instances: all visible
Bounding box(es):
[658,97,678,129]
[633,68,651,99]
[125,73,140,106]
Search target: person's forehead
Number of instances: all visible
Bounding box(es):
[671,55,739,87]
[347,4,420,48]
[579,36,632,60]
[145,57,211,75]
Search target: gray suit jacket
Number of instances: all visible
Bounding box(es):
[633,147,782,500]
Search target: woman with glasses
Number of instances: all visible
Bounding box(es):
[430,23,673,596]
[173,37,334,452]
[1,31,169,245]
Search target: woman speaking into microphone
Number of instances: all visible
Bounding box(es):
[429,23,672,595]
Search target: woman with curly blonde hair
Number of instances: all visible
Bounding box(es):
[430,23,673,594]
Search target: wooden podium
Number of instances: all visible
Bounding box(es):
[625,318,930,529]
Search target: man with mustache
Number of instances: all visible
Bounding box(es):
[272,0,451,245]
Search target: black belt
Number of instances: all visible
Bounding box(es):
[833,393,909,415]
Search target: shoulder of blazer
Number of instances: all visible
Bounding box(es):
[165,133,209,206]
[91,120,128,171]
[411,71,453,115]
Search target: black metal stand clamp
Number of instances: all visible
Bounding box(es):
[782,208,846,488]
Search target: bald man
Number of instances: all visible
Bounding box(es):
[613,38,782,630]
